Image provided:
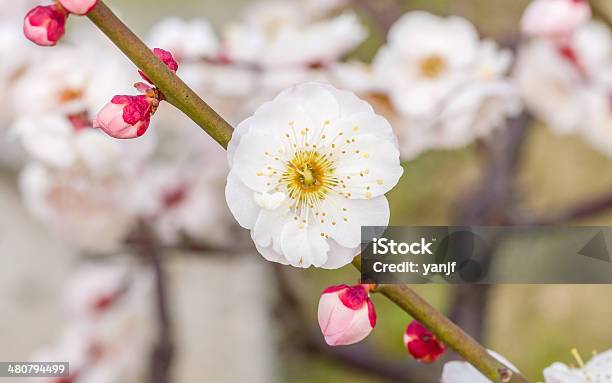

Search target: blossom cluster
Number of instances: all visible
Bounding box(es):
[30,263,156,382]
[3,1,236,251]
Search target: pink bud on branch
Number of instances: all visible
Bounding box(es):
[94,48,178,139]
[317,284,376,346]
[94,94,156,139]
[139,48,179,84]
[58,0,99,15]
[404,320,446,363]
[23,4,68,46]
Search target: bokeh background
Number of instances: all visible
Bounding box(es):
[2,0,612,382]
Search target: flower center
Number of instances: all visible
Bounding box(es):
[280,150,337,209]
[58,87,84,103]
[419,55,446,79]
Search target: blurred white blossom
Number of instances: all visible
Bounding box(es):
[31,264,155,383]
[515,20,611,156]
[10,45,133,118]
[223,0,366,69]
[364,12,521,159]
[521,0,591,40]
[147,17,219,62]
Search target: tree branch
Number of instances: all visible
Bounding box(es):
[132,226,174,383]
[353,258,529,383]
[87,2,233,148]
[513,191,612,226]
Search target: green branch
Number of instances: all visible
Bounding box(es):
[353,257,529,383]
[85,3,530,382]
[87,2,233,148]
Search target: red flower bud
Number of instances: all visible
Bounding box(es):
[404,320,446,363]
[23,4,68,47]
[139,48,179,84]
[93,95,154,139]
[318,284,376,346]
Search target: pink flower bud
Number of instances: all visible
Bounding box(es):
[58,0,99,15]
[404,321,446,363]
[317,284,376,346]
[93,95,153,139]
[139,48,179,84]
[521,0,591,39]
[23,5,68,47]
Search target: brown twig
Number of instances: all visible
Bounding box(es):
[131,226,174,383]
[512,191,612,226]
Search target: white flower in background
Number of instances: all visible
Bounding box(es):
[62,263,129,319]
[515,39,587,134]
[371,13,521,160]
[226,83,403,268]
[441,350,518,383]
[0,21,36,122]
[33,264,155,383]
[14,115,116,172]
[572,21,612,87]
[521,0,591,39]
[373,11,479,118]
[330,60,384,95]
[431,41,522,146]
[543,349,612,383]
[11,44,133,117]
[223,0,366,69]
[130,162,236,247]
[147,17,219,62]
[515,21,611,138]
[19,162,138,252]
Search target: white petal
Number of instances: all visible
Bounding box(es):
[321,239,359,269]
[225,170,261,229]
[253,204,288,248]
[280,221,330,267]
[317,195,389,248]
[232,130,284,193]
[334,133,404,198]
[254,191,286,210]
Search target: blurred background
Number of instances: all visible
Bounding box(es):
[2,0,612,382]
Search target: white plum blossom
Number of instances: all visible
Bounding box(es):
[521,0,591,39]
[12,114,156,174]
[147,17,219,62]
[543,349,612,383]
[373,11,480,118]
[515,20,612,147]
[10,44,133,118]
[369,12,521,159]
[15,115,154,251]
[226,83,403,268]
[223,0,366,69]
[330,60,384,95]
[19,162,139,252]
[515,38,587,134]
[130,161,236,247]
[33,263,155,382]
[441,350,519,383]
